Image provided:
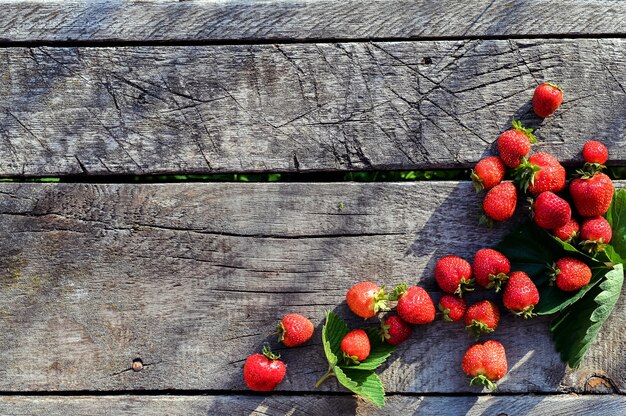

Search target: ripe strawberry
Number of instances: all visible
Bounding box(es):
[473,248,511,292]
[346,281,388,319]
[551,257,592,292]
[497,120,536,168]
[515,153,566,195]
[277,314,314,347]
[483,182,517,222]
[582,140,608,165]
[503,271,539,318]
[471,156,506,192]
[580,216,612,252]
[396,285,436,324]
[380,315,413,345]
[438,294,467,322]
[532,82,563,118]
[552,218,580,243]
[243,345,286,392]
[570,172,614,217]
[465,300,500,339]
[340,329,371,362]
[435,255,474,296]
[532,191,571,230]
[462,340,508,390]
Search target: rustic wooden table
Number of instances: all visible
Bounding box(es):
[1,1,626,414]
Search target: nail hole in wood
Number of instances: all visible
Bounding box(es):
[132,359,143,372]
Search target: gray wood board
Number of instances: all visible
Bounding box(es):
[2,1,626,42]
[0,394,625,416]
[0,182,625,393]
[1,39,626,176]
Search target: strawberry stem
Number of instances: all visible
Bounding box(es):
[314,366,336,388]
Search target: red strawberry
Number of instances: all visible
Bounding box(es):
[462,340,508,390]
[570,172,614,217]
[552,218,580,243]
[471,156,506,192]
[497,120,536,168]
[503,271,539,318]
[243,345,286,392]
[582,140,608,165]
[551,257,592,292]
[473,248,511,292]
[380,315,413,345]
[515,153,566,195]
[277,314,314,347]
[483,182,517,222]
[435,255,474,296]
[532,83,563,118]
[532,191,571,230]
[465,300,500,339]
[340,329,371,362]
[396,285,436,324]
[438,295,467,322]
[580,216,612,252]
[346,281,388,319]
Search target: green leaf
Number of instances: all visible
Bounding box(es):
[322,311,349,367]
[535,267,604,315]
[605,189,626,260]
[550,263,624,368]
[341,328,395,370]
[335,366,386,408]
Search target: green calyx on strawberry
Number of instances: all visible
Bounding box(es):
[511,120,537,144]
[514,153,566,195]
[464,300,500,339]
[462,340,508,390]
[346,281,390,319]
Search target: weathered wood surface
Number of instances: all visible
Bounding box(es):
[2,39,626,176]
[0,394,625,416]
[2,1,626,43]
[1,182,625,393]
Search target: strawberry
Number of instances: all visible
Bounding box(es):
[551,257,592,292]
[482,182,517,223]
[462,340,508,390]
[532,191,571,230]
[395,285,436,324]
[580,216,612,252]
[243,345,286,392]
[346,281,389,319]
[380,315,413,345]
[435,255,474,296]
[471,156,506,192]
[532,82,563,118]
[514,153,566,195]
[438,294,467,322]
[503,271,539,318]
[340,329,371,362]
[473,248,510,292]
[552,218,579,243]
[465,300,500,339]
[497,120,536,168]
[582,140,608,165]
[569,172,614,217]
[277,314,314,347]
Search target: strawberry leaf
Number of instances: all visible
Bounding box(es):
[605,189,626,261]
[335,366,386,408]
[322,311,349,367]
[341,328,395,370]
[550,263,624,368]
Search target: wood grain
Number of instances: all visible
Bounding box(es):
[2,1,626,43]
[0,182,624,393]
[0,394,625,416]
[2,39,626,176]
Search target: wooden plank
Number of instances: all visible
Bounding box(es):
[0,181,625,393]
[2,1,626,43]
[2,39,626,176]
[0,394,625,415]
